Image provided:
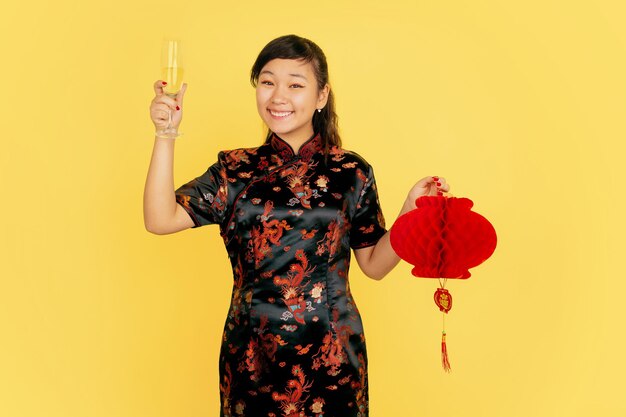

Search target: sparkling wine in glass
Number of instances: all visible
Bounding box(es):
[157,38,184,138]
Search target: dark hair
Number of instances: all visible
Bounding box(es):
[250,34,341,155]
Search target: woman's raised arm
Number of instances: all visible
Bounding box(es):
[143,80,193,235]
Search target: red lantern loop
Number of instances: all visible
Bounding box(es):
[390,195,497,372]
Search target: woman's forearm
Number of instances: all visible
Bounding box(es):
[143,136,177,233]
[353,198,415,280]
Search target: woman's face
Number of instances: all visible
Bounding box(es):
[256,58,329,145]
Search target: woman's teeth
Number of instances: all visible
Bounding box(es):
[270,110,293,117]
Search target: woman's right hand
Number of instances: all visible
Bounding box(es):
[150,80,187,132]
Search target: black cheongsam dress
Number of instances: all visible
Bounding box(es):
[174,131,386,417]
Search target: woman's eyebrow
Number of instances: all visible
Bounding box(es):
[260,70,308,80]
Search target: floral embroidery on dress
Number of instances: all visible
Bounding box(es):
[175,132,386,417]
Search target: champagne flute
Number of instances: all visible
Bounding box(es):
[156,38,184,138]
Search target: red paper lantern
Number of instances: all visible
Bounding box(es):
[390,195,497,371]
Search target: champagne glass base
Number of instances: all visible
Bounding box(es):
[155,128,183,139]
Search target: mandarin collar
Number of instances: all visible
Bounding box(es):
[270,132,323,162]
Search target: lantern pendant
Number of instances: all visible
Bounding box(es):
[434,287,452,313]
[434,284,452,371]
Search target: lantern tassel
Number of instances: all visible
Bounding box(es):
[441,311,451,372]
[441,331,451,372]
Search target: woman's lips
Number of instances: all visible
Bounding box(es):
[268,109,294,119]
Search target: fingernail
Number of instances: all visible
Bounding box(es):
[176,105,180,111]
[433,176,439,181]
[438,191,443,195]
[436,182,441,186]
[162,81,167,85]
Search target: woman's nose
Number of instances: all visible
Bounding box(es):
[270,86,288,104]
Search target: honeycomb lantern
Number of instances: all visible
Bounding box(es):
[390,196,496,279]
[390,195,497,371]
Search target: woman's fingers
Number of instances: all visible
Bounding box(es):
[431,176,450,195]
[153,80,167,96]
[404,176,452,209]
[408,175,451,194]
[150,80,186,131]
[435,177,450,192]
[152,80,179,109]
[153,94,178,109]
[176,83,187,106]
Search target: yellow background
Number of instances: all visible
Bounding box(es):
[1,0,625,416]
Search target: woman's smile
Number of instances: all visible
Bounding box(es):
[268,109,294,119]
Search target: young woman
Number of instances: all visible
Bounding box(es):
[144,34,449,417]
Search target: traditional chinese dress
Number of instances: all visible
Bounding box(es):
[175,131,386,417]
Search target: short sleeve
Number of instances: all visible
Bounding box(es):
[350,164,387,249]
[175,152,228,228]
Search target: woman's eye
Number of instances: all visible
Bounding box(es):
[290,84,304,88]
[261,81,273,85]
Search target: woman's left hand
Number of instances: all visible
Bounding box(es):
[403,176,451,210]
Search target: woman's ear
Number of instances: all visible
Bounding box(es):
[317,83,330,108]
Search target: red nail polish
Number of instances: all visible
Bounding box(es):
[162,81,167,85]
[437,191,443,195]
[176,105,180,111]
[436,182,441,186]
[433,176,439,181]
